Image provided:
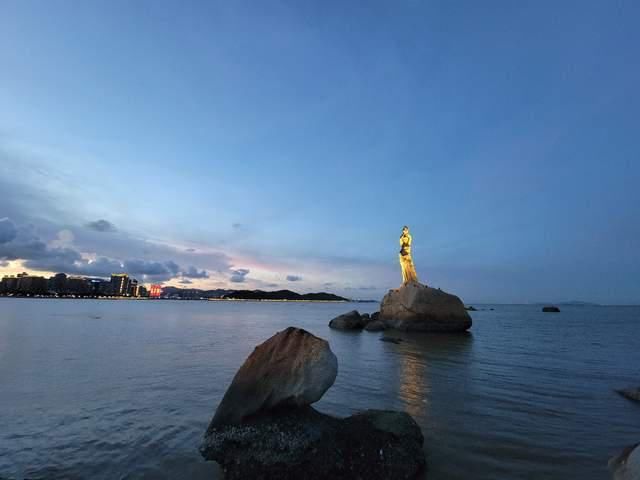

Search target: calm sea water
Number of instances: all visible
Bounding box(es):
[1,298,638,479]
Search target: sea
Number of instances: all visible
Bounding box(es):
[1,298,638,479]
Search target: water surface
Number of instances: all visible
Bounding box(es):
[1,299,638,479]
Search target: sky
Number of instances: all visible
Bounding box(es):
[1,0,639,303]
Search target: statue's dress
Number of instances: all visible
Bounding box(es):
[399,234,419,284]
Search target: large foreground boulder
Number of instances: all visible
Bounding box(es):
[609,443,640,480]
[201,327,426,479]
[201,406,425,480]
[208,327,337,428]
[379,281,472,332]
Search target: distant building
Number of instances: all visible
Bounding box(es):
[149,284,162,298]
[128,278,139,297]
[66,276,91,296]
[49,273,68,294]
[110,273,129,296]
[15,275,48,295]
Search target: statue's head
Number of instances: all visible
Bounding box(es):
[402,225,409,234]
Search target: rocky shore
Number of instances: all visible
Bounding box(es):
[200,327,425,479]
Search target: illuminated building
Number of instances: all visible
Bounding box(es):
[149,284,162,298]
[110,273,130,296]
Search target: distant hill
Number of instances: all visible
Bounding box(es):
[159,286,349,302]
[222,289,349,302]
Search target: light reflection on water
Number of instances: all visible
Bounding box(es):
[0,299,638,480]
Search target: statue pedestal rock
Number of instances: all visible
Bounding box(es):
[380,281,472,332]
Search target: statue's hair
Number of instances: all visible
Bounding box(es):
[402,225,409,230]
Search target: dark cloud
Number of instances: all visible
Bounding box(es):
[229,268,250,283]
[232,223,243,230]
[122,259,181,280]
[179,278,193,284]
[182,266,209,279]
[286,274,302,282]
[0,219,210,282]
[0,260,8,267]
[266,283,279,288]
[86,219,117,233]
[0,218,18,244]
[185,248,196,252]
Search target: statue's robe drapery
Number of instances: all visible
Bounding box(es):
[399,233,418,284]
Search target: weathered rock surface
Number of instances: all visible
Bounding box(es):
[208,327,337,428]
[329,310,365,330]
[379,281,472,332]
[201,406,425,480]
[542,305,561,312]
[365,319,386,331]
[609,443,640,480]
[617,387,640,403]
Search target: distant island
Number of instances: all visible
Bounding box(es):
[219,289,349,302]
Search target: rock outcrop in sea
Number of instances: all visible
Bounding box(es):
[379,281,472,332]
[542,305,561,312]
[200,327,425,479]
[609,443,640,480]
[617,387,640,403]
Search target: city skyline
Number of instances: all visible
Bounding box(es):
[1,2,639,304]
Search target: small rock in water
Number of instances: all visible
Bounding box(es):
[328,310,365,330]
[616,387,640,403]
[542,306,560,312]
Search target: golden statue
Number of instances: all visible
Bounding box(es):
[399,225,419,285]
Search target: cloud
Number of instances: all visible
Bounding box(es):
[0,218,17,244]
[286,274,303,282]
[232,223,243,230]
[0,218,212,282]
[185,248,196,252]
[179,278,193,284]
[86,219,117,232]
[0,259,9,267]
[229,268,250,283]
[182,265,209,279]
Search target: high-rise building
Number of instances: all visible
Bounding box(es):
[50,273,67,294]
[66,277,91,296]
[1,276,18,293]
[128,278,139,297]
[15,275,48,295]
[110,274,129,296]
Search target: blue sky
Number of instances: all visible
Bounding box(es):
[1,1,639,303]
